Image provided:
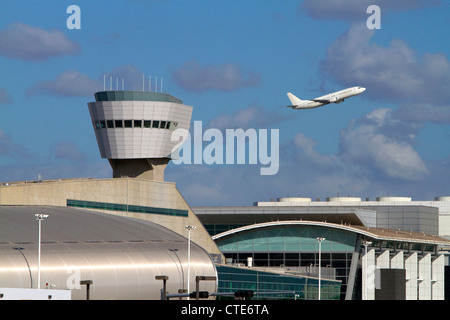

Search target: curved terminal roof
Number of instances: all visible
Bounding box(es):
[195,206,377,228]
[94,91,183,104]
[1,206,173,243]
[212,220,450,246]
[0,206,216,299]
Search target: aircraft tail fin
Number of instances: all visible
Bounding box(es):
[287,92,303,106]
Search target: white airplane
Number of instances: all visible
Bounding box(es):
[286,86,366,109]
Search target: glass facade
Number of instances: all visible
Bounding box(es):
[66,199,188,217]
[217,226,356,253]
[94,91,183,104]
[216,265,341,300]
[214,225,357,300]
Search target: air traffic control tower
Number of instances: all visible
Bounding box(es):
[88,91,192,181]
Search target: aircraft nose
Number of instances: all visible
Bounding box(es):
[360,87,366,92]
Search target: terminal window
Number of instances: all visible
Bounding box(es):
[94,119,179,131]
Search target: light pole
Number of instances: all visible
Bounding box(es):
[155,276,168,300]
[169,248,185,294]
[185,225,196,300]
[35,214,49,290]
[316,237,326,300]
[80,280,93,300]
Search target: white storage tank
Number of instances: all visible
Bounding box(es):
[435,197,450,201]
[326,197,361,202]
[376,197,412,202]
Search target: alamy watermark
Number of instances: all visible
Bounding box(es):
[67,4,381,31]
[171,121,279,176]
[366,5,381,30]
[66,266,81,289]
[66,5,81,30]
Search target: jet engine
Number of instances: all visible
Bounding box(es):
[329,96,338,103]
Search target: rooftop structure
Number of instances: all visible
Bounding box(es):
[254,196,450,239]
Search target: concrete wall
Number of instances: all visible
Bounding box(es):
[362,249,444,300]
[0,178,222,258]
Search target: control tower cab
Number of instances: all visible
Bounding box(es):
[88,91,192,181]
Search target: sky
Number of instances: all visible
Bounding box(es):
[0,0,449,206]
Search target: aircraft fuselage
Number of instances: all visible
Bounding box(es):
[287,86,366,109]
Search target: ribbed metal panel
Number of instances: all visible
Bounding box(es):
[0,206,216,299]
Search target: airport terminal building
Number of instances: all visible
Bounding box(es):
[0,90,342,300]
[194,196,450,300]
[0,90,449,300]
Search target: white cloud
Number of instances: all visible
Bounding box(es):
[171,59,260,93]
[320,24,450,104]
[395,103,450,124]
[208,101,285,130]
[0,88,13,105]
[167,107,436,206]
[26,64,150,97]
[0,128,33,160]
[27,70,102,97]
[106,64,143,91]
[53,141,87,162]
[339,108,429,181]
[0,161,111,183]
[300,0,442,21]
[0,22,80,61]
[293,133,337,167]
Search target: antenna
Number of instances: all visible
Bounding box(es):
[122,77,124,90]
[116,77,118,90]
[142,74,145,92]
[149,75,152,92]
[103,74,106,91]
[110,76,112,90]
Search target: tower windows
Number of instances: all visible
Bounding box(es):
[94,120,178,131]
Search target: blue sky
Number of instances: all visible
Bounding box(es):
[0,0,449,206]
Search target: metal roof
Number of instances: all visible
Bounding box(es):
[0,206,217,299]
[0,205,187,243]
[212,220,450,246]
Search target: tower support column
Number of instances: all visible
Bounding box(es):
[109,158,170,181]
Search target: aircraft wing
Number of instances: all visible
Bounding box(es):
[312,99,331,104]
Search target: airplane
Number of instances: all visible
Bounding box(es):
[286,86,366,109]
